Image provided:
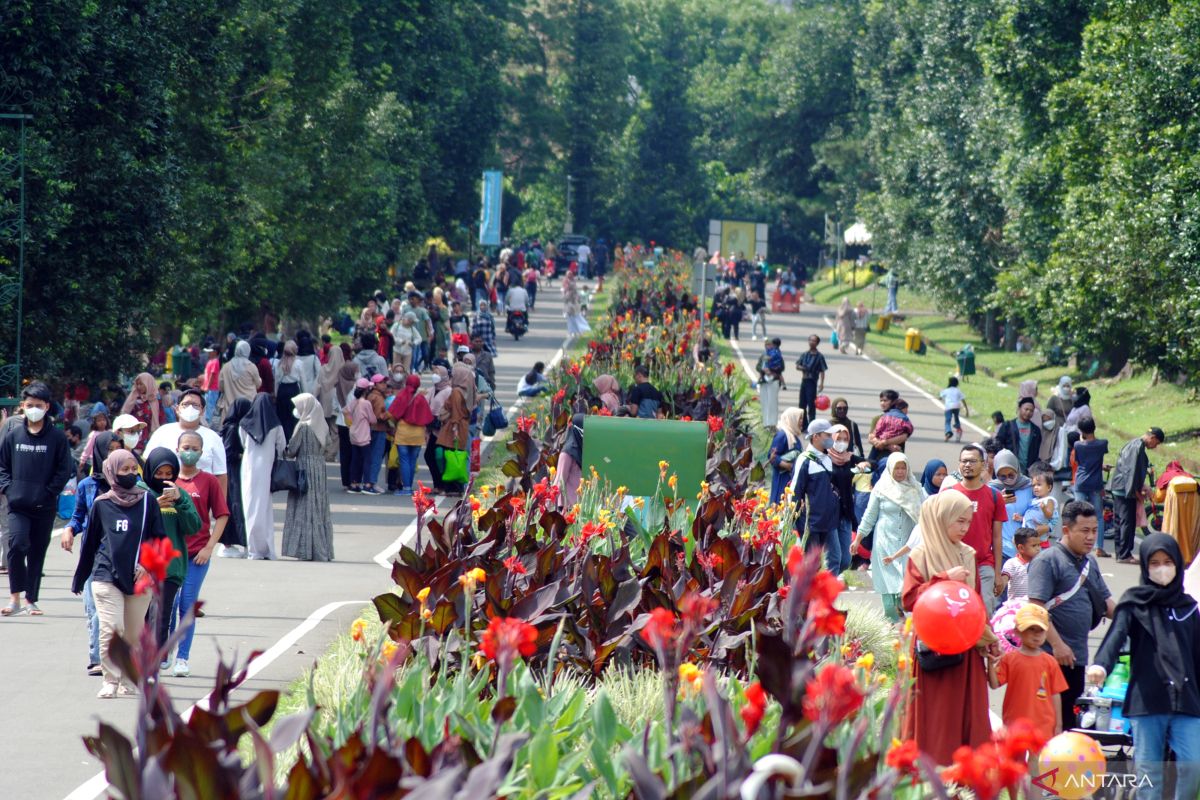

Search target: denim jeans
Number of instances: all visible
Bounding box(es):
[1130,713,1200,800]
[827,517,853,574]
[364,430,388,488]
[83,575,100,665]
[943,408,961,437]
[171,556,211,661]
[1076,487,1107,542]
[205,390,220,426]
[396,444,421,491]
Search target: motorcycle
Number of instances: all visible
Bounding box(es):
[506,309,528,341]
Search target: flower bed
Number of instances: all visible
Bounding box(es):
[84,251,1054,799]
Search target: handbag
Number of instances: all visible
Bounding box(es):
[915,641,965,672]
[482,395,508,437]
[442,448,468,483]
[830,331,839,348]
[270,459,308,494]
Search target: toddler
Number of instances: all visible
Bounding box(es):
[1014,471,1059,548]
[988,604,1068,741]
[995,528,1039,602]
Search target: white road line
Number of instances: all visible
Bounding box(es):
[64,599,366,800]
[728,338,761,384]
[819,313,991,439]
[370,335,570,568]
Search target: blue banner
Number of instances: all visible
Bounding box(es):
[479,170,502,246]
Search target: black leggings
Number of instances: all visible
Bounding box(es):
[5,510,54,603]
[338,426,353,488]
[154,579,182,653]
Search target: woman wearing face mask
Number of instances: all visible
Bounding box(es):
[768,408,806,505]
[110,415,149,471]
[827,424,869,573]
[829,398,864,458]
[281,393,334,561]
[71,449,167,698]
[142,447,200,664]
[119,372,163,452]
[1088,534,1200,800]
[274,340,303,443]
[1063,386,1093,441]
[988,449,1034,564]
[170,430,231,677]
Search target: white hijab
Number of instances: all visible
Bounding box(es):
[291,392,328,446]
[873,452,926,523]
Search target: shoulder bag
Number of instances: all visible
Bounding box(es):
[270,459,308,494]
[1046,548,1106,629]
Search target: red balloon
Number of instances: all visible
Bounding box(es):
[912,581,987,655]
[814,394,831,411]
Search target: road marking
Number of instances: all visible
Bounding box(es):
[728,338,761,384]
[370,335,570,569]
[64,599,366,800]
[819,313,991,439]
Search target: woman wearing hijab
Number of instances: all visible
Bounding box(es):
[859,453,926,622]
[282,393,334,562]
[120,372,163,451]
[389,375,434,496]
[555,414,586,509]
[424,367,453,494]
[1088,534,1200,799]
[218,340,261,423]
[1064,386,1093,438]
[71,449,167,698]
[239,394,285,559]
[316,340,346,462]
[78,402,112,475]
[562,266,591,339]
[217,398,252,556]
[274,340,303,442]
[828,424,869,572]
[1046,375,1074,431]
[989,449,1034,561]
[835,298,853,354]
[142,447,200,658]
[829,398,865,458]
[900,490,998,764]
[332,360,360,490]
[1156,463,1200,566]
[768,407,805,504]
[921,459,948,497]
[593,374,621,415]
[851,301,870,354]
[434,363,473,495]
[293,330,321,396]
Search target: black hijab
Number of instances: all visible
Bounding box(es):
[222,397,253,458]
[295,329,316,357]
[240,393,282,445]
[1116,533,1198,690]
[144,447,180,494]
[90,431,117,487]
[563,413,585,465]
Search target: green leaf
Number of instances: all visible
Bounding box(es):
[529,725,559,789]
[590,688,617,747]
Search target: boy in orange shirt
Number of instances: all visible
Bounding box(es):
[987,603,1069,741]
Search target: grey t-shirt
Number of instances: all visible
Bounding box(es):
[1027,544,1111,664]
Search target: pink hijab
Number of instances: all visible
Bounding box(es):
[593,374,620,413]
[120,372,161,433]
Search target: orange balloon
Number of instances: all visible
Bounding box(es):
[1034,732,1106,799]
[912,581,987,655]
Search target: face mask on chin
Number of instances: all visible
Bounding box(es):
[1149,564,1176,586]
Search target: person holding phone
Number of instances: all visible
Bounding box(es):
[142,448,200,664]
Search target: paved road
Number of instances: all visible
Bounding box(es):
[0,288,573,800]
[729,299,1144,715]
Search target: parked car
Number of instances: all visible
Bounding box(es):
[553,235,591,277]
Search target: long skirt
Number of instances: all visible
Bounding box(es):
[759,378,780,428]
[277,382,301,442]
[220,456,248,548]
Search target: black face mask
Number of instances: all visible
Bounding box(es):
[115,473,139,490]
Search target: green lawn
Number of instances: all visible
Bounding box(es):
[806,277,1200,472]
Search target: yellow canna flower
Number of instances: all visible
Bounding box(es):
[668,474,678,490]
[472,652,487,671]
[549,465,557,479]
[350,618,368,642]
[481,485,491,499]
[856,653,875,672]
[897,654,909,672]
[458,567,486,591]
[416,587,431,604]
[421,607,433,622]
[903,616,913,635]
[840,643,853,658]
[633,497,645,510]
[616,485,627,497]
[381,640,398,661]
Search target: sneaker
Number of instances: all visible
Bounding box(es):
[173,659,190,677]
[97,683,118,699]
[117,684,137,697]
[347,486,361,494]
[361,486,382,496]
[87,663,102,677]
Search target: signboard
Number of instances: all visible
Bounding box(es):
[479,170,503,246]
[581,416,709,498]
[707,219,769,260]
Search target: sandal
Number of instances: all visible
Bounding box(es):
[1,602,20,617]
[25,603,42,616]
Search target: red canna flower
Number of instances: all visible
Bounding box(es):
[678,593,719,628]
[807,573,848,636]
[641,607,678,650]
[503,555,526,575]
[731,497,758,525]
[886,739,922,783]
[479,617,538,663]
[567,362,581,379]
[552,388,567,404]
[578,520,606,546]
[751,518,780,548]
[723,362,736,377]
[695,550,723,571]
[997,718,1048,761]
[596,406,612,416]
[941,742,1028,800]
[808,570,844,607]
[802,664,865,725]
[680,415,692,422]
[508,494,526,517]
[469,496,481,513]
[706,415,724,433]
[413,481,435,515]
[516,415,535,433]
[740,681,767,736]
[137,538,181,594]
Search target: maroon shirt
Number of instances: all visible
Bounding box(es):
[176,470,230,556]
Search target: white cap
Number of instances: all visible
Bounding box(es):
[806,419,831,436]
[112,413,146,432]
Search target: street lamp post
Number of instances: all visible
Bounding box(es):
[1,111,31,396]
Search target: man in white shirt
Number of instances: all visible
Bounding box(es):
[575,243,591,277]
[143,388,228,497]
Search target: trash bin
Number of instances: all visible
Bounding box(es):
[873,313,892,333]
[955,345,976,378]
[904,328,921,353]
